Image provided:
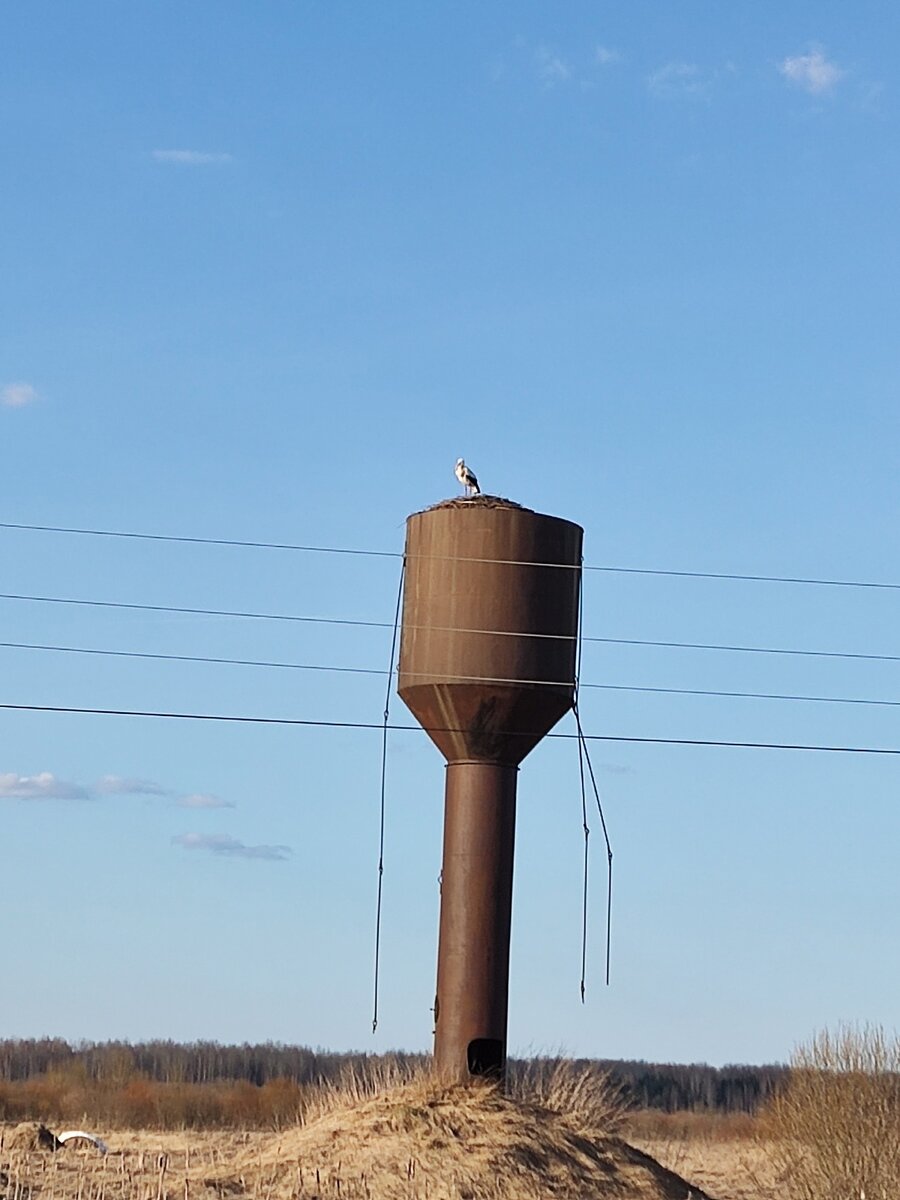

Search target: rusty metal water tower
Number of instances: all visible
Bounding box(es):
[398,495,583,1082]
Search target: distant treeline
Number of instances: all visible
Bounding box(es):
[589,1059,786,1114]
[0,1039,785,1117]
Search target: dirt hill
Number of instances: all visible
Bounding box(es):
[199,1076,716,1199]
[1,1075,719,1199]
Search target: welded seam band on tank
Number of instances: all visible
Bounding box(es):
[398,674,900,708]
[402,552,581,569]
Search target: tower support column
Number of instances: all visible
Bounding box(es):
[433,761,518,1081]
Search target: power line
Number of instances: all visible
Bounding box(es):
[2,700,900,755]
[588,682,900,708]
[584,565,900,590]
[0,521,572,570]
[0,590,580,641]
[0,640,385,677]
[0,592,391,630]
[588,636,900,665]
[2,591,899,664]
[4,638,900,710]
[3,520,899,591]
[0,521,399,560]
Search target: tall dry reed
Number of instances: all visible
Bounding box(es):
[760,1023,900,1200]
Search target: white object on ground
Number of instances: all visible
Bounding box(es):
[57,1130,109,1154]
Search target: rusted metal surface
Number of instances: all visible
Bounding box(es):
[399,501,582,766]
[433,762,517,1080]
[397,498,583,1083]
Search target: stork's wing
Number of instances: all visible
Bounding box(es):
[57,1131,109,1154]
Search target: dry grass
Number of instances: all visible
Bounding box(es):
[508,1058,627,1136]
[1,1064,717,1200]
[631,1027,900,1200]
[757,1023,900,1200]
[628,1121,779,1200]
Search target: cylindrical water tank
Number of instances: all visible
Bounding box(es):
[398,500,583,766]
[397,498,583,1081]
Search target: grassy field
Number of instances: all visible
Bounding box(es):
[0,1066,736,1200]
[625,1113,778,1200]
[5,1028,900,1200]
[1,1080,787,1200]
[1,1114,782,1200]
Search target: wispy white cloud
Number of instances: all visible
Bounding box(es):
[97,775,168,796]
[600,762,636,776]
[779,47,844,95]
[2,382,38,408]
[501,38,619,91]
[0,772,90,800]
[177,793,234,810]
[151,150,233,165]
[535,46,572,86]
[3,770,225,804]
[173,833,291,861]
[647,61,709,98]
[595,45,622,66]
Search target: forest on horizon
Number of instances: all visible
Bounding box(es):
[0,1038,786,1126]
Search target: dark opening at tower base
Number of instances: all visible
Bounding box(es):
[467,1038,504,1077]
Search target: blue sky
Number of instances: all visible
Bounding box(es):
[1,2,898,1067]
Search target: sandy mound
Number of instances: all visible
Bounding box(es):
[4,1122,60,1151]
[197,1079,716,1199]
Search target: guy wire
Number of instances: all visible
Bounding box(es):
[574,699,614,987]
[372,557,405,1034]
[575,560,590,1004]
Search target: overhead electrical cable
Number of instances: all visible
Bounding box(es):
[1,592,898,664]
[583,683,900,709]
[583,565,900,590]
[0,521,399,560]
[0,591,393,630]
[0,639,386,677]
[2,701,900,755]
[4,638,900,710]
[587,636,900,664]
[3,521,899,591]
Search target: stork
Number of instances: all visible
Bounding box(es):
[455,458,480,497]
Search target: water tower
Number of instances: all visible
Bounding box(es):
[398,496,583,1081]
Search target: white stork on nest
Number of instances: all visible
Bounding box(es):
[455,458,481,497]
